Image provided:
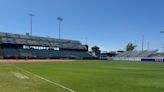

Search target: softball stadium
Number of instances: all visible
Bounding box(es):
[0,32,164,92]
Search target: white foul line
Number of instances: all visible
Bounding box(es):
[8,63,76,92]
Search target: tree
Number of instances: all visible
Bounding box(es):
[126,43,136,51]
[91,46,101,58]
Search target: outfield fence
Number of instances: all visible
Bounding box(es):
[113,57,164,62]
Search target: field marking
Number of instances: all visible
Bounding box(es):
[12,72,29,79]
[7,63,76,92]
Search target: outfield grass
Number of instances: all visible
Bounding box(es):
[1,60,164,92]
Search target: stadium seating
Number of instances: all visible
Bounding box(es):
[16,49,94,59]
[114,50,158,61]
[4,48,18,58]
[15,39,27,44]
[116,50,157,57]
[0,32,7,37]
[0,32,87,50]
[0,32,95,59]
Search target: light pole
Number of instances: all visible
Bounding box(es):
[134,40,137,50]
[162,47,164,53]
[85,36,88,45]
[29,13,35,36]
[147,41,149,50]
[57,17,63,39]
[142,35,144,51]
[160,31,164,53]
[160,31,164,33]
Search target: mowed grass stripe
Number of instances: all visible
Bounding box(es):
[15,60,164,92]
[0,63,70,92]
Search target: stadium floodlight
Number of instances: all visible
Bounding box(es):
[160,31,164,33]
[57,17,63,39]
[147,41,149,50]
[29,13,35,36]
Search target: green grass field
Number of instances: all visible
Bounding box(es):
[1,60,164,92]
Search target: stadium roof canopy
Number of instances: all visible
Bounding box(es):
[0,32,87,50]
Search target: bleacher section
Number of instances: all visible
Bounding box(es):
[116,50,158,57]
[0,32,86,50]
[0,32,95,59]
[3,49,94,59]
[3,48,18,58]
[149,53,164,58]
[113,50,158,61]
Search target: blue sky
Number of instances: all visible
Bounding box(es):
[0,0,164,52]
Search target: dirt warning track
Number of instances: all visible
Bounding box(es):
[0,59,76,63]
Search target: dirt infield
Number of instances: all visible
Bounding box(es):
[0,59,76,63]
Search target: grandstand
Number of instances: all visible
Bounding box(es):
[116,50,158,57]
[0,32,95,59]
[113,50,158,61]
